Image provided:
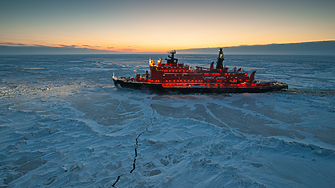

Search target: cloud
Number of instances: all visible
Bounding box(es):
[59,45,78,48]
[33,44,48,47]
[0,42,129,54]
[0,45,118,55]
[0,42,26,46]
[120,48,135,52]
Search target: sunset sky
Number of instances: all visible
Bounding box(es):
[1,0,334,53]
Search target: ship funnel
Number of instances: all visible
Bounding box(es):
[248,71,256,83]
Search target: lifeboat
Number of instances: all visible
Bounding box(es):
[113,49,288,94]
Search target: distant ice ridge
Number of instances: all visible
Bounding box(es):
[1,55,335,187]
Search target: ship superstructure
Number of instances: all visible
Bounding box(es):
[113,49,288,93]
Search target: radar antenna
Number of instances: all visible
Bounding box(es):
[166,50,178,65]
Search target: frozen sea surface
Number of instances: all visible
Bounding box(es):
[1,54,335,187]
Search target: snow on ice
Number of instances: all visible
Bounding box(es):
[1,54,335,187]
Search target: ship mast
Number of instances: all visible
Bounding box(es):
[216,48,224,69]
[166,50,178,65]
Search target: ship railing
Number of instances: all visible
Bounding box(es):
[196,66,211,71]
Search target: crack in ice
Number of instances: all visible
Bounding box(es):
[111,131,147,188]
[111,174,123,187]
[111,99,154,187]
[130,131,145,173]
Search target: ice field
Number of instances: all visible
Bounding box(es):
[1,54,335,187]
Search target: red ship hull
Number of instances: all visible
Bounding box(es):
[113,77,288,94]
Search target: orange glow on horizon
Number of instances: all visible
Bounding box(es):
[1,1,334,53]
[2,39,334,54]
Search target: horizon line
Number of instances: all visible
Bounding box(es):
[0,40,334,55]
[0,40,334,54]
